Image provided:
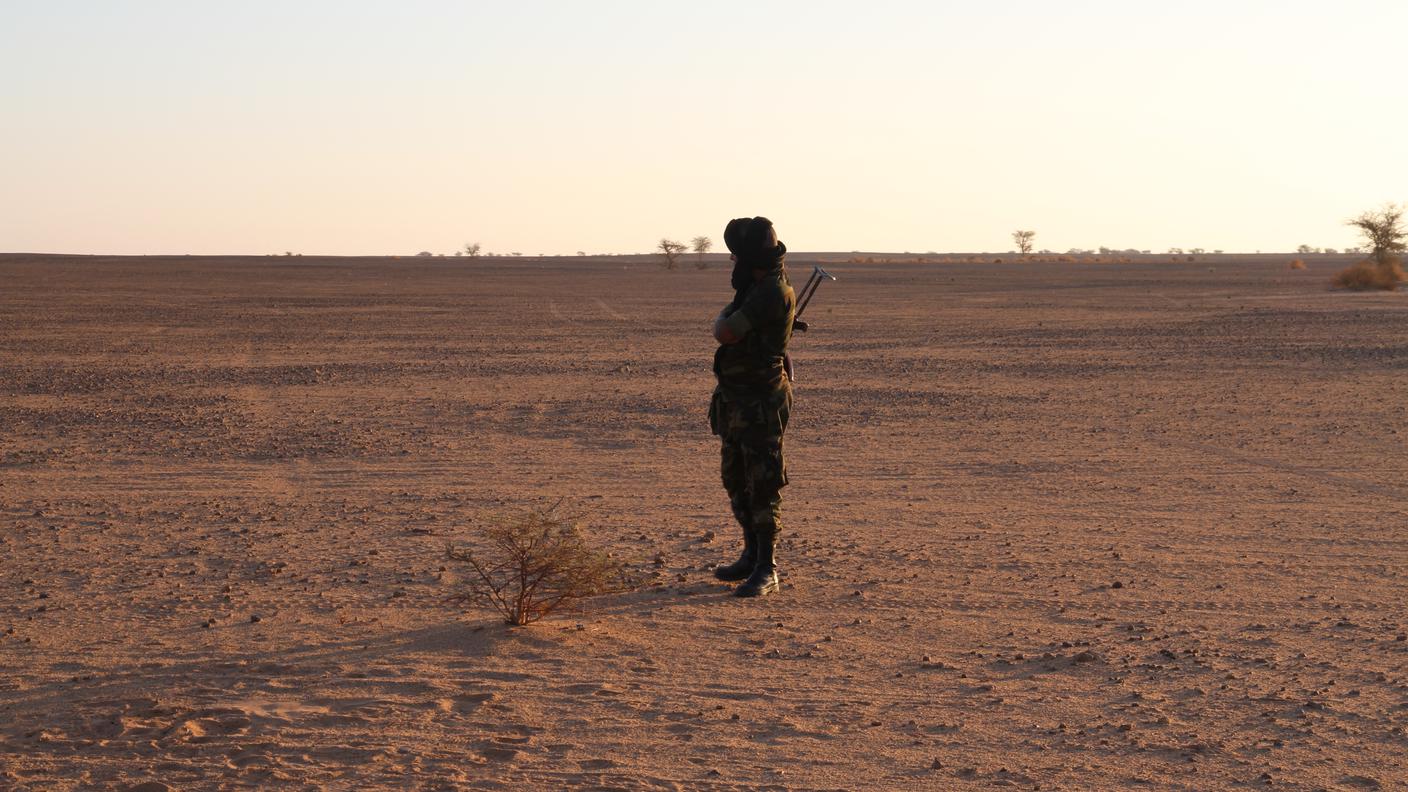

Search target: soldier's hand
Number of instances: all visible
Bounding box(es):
[792,318,809,332]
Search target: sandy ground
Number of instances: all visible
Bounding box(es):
[2,252,1406,791]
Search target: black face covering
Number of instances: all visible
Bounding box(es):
[724,217,785,292]
[730,257,752,292]
[731,240,787,292]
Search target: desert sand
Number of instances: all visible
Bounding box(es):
[2,252,1405,791]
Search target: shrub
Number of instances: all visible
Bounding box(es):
[1332,258,1405,291]
[446,506,632,626]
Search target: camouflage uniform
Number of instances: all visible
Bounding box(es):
[710,258,795,595]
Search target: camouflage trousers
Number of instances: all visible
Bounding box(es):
[708,386,791,538]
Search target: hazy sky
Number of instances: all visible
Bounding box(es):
[3,1,1405,255]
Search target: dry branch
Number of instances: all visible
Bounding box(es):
[446,505,632,626]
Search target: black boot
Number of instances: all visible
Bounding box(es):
[714,524,756,581]
[734,528,779,598]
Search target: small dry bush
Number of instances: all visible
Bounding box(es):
[1332,258,1405,291]
[1289,259,1308,270]
[446,506,632,626]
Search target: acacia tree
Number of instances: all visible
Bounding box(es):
[1334,204,1406,290]
[463,243,481,258]
[691,236,713,269]
[1012,230,1036,255]
[1348,204,1405,265]
[658,238,687,270]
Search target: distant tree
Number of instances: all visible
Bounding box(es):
[1189,248,1206,255]
[1012,230,1036,255]
[416,251,434,257]
[463,243,482,258]
[577,250,586,257]
[1335,204,1407,291]
[1297,244,1313,254]
[510,252,522,257]
[1324,248,1337,255]
[1348,204,1406,265]
[691,236,713,269]
[657,238,687,270]
[1168,247,1183,255]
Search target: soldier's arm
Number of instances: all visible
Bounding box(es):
[713,282,784,345]
[713,310,743,345]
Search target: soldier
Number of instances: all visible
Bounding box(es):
[709,216,797,598]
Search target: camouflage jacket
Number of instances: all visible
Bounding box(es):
[713,267,795,397]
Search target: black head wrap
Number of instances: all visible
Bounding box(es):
[723,216,786,291]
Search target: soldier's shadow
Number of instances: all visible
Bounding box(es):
[583,580,748,617]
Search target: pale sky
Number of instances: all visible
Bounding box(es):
[3,1,1405,256]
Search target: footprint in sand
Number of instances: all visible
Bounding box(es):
[124,783,175,792]
[227,699,328,721]
[554,682,598,694]
[579,758,618,770]
[479,746,519,762]
[160,711,252,745]
[434,692,496,715]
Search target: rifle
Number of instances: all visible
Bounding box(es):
[784,265,836,382]
[794,265,835,325]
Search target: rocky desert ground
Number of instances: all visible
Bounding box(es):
[2,252,1405,791]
